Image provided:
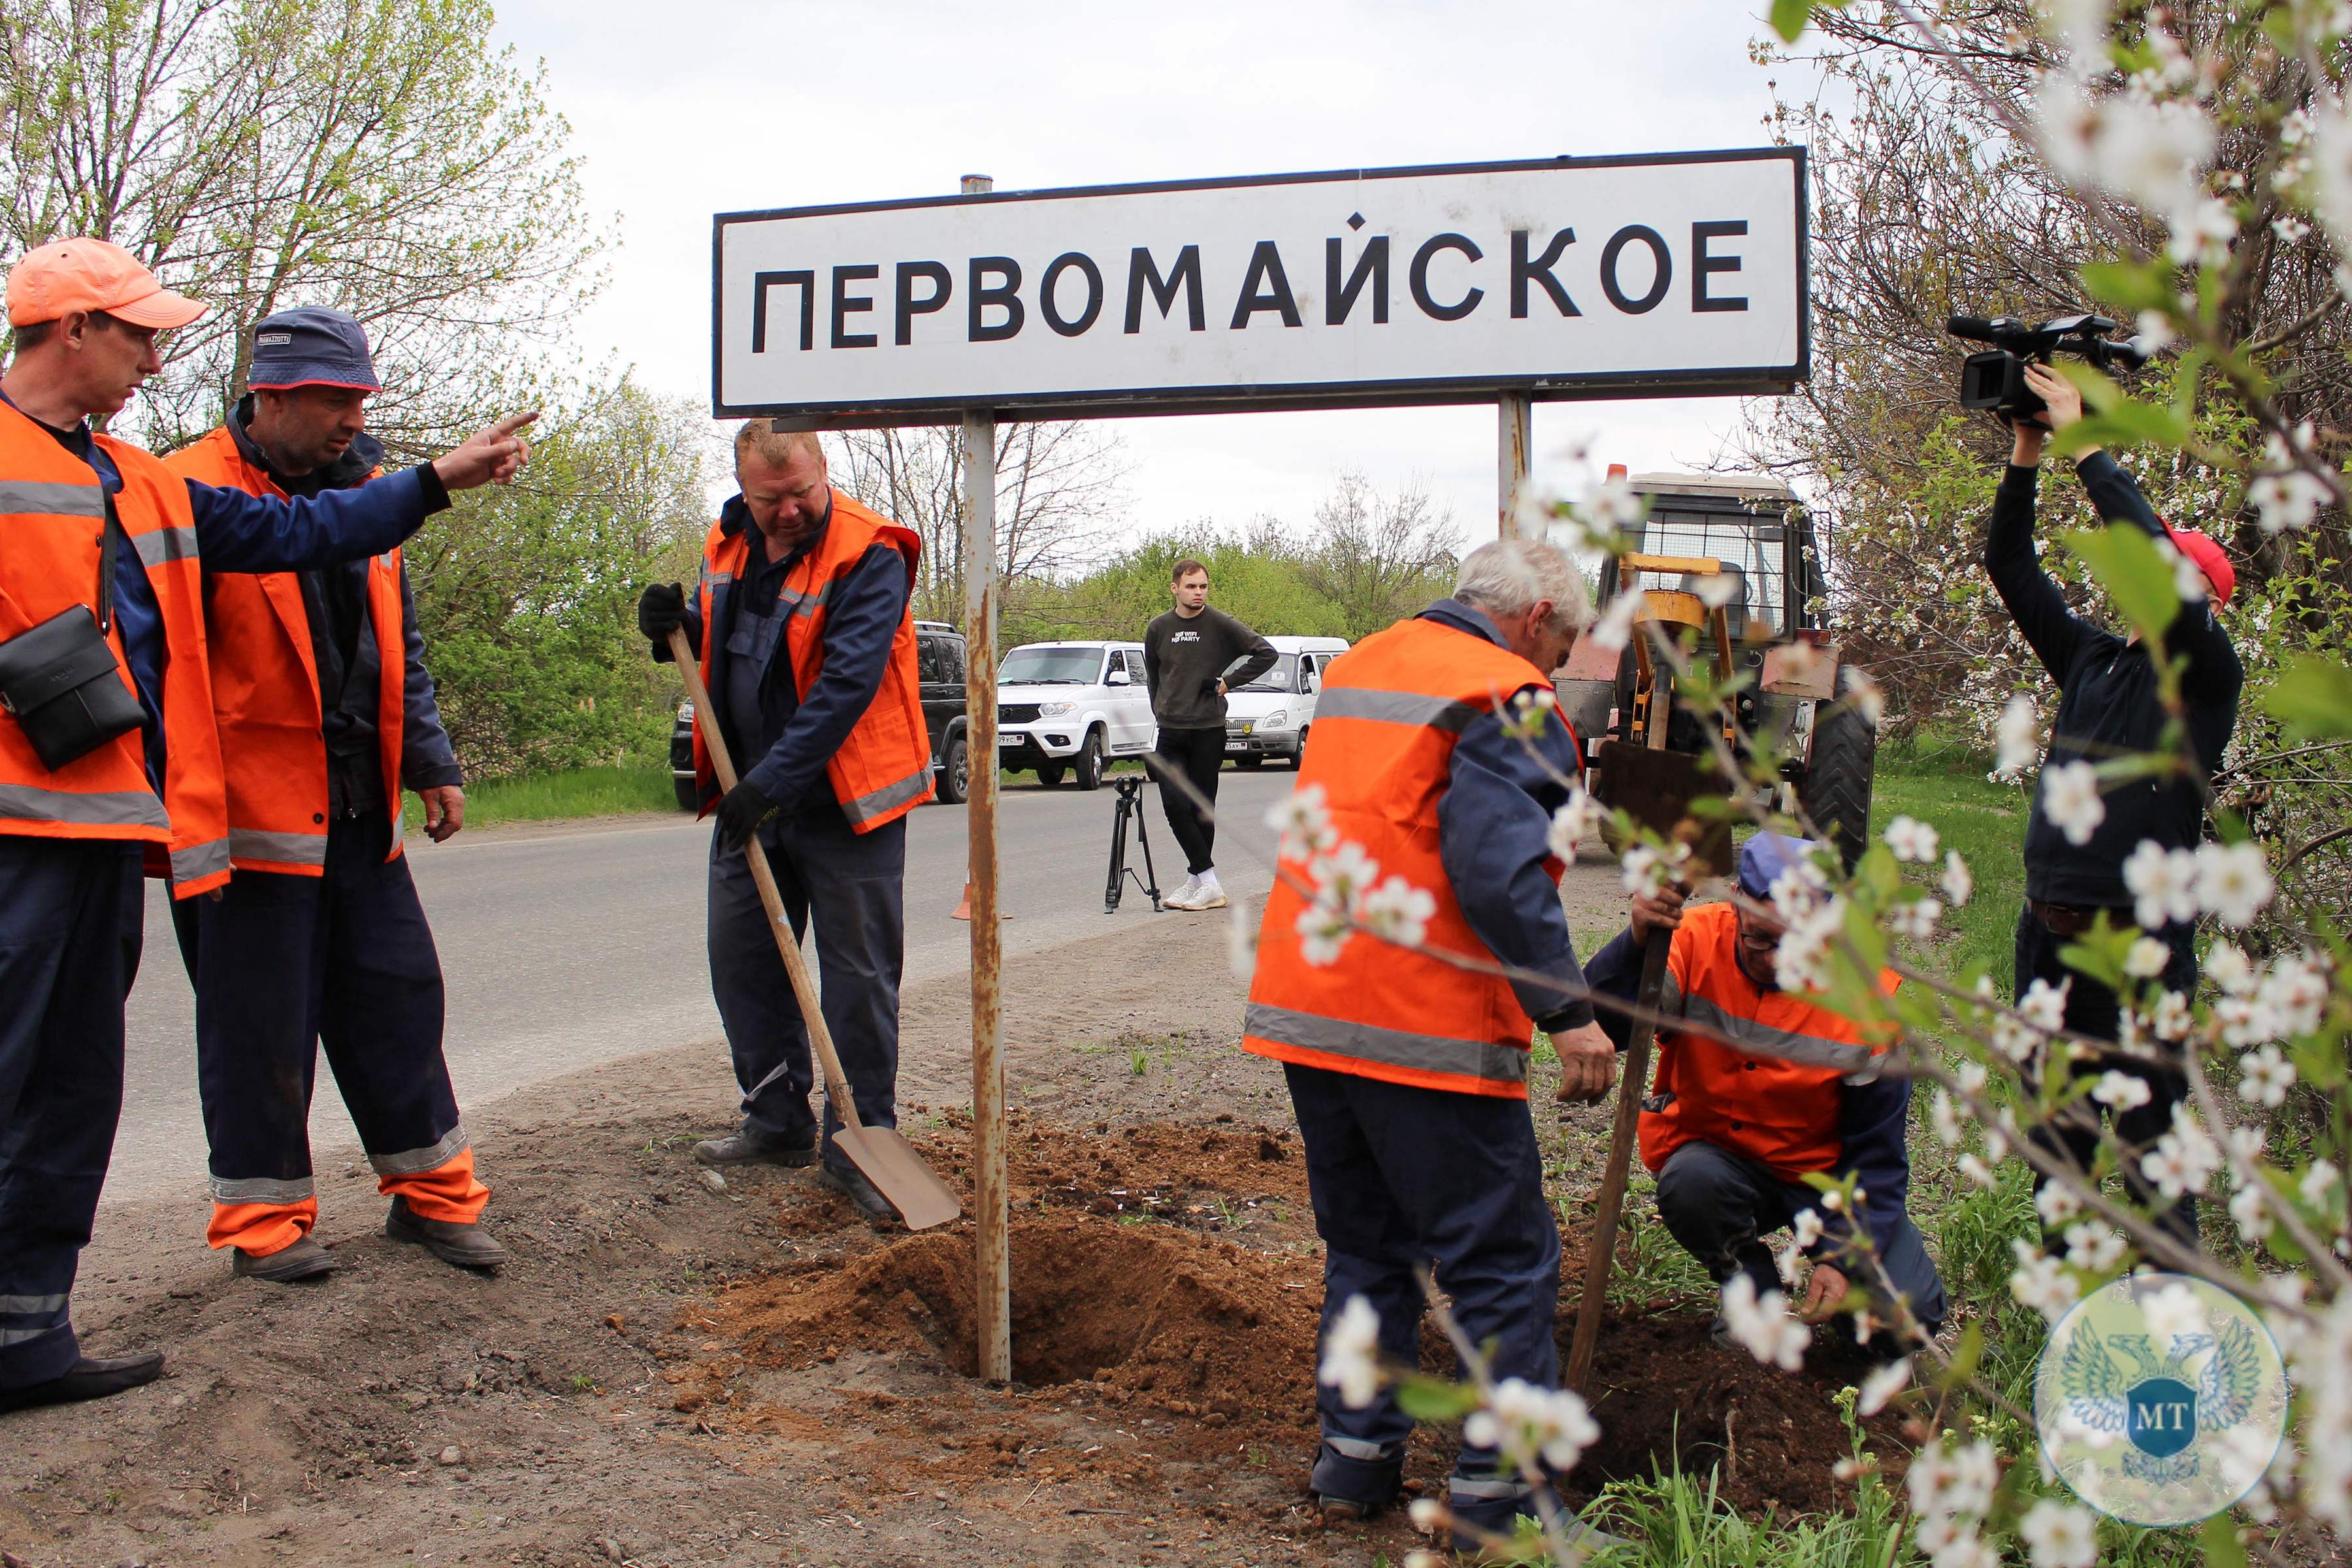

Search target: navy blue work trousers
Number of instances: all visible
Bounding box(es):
[1654,1139,1946,1333]
[1283,1062,1561,1507]
[2014,906,2200,1247]
[170,811,462,1211]
[0,838,142,1390]
[707,806,905,1160]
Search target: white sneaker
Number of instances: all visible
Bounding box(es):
[1194,871,1228,909]
[1164,875,1202,909]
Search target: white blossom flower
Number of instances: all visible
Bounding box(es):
[2227,1122,2268,1169]
[2250,465,2330,534]
[1584,474,1646,533]
[1406,1495,1446,1533]
[2091,1070,2153,1111]
[2214,993,2283,1049]
[1462,1378,1600,1471]
[1957,1152,1998,1189]
[2122,840,2199,930]
[1355,876,1437,950]
[1791,1208,1823,1250]
[1226,895,1258,979]
[1930,1089,1964,1148]
[1693,574,1741,610]
[2165,195,2238,268]
[2239,1044,2296,1109]
[2141,1281,2211,1346]
[2041,762,2106,845]
[2020,976,2070,1033]
[2123,935,2172,980]
[1909,1435,1999,1520]
[1995,693,2042,777]
[2300,1158,2340,1208]
[1768,857,1831,920]
[1842,665,1886,727]
[1773,898,1846,994]
[2230,1181,2274,1243]
[1318,1294,1382,1409]
[2035,1182,2084,1228]
[1888,898,1942,939]
[2207,941,2259,996]
[1720,1273,1810,1371]
[1295,900,1353,967]
[2017,1498,2099,1568]
[1620,840,1689,899]
[1587,587,1648,653]
[2010,1240,2082,1322]
[1857,1356,1911,1416]
[1547,787,1606,863]
[2195,840,2275,928]
[1884,815,1939,863]
[2257,952,2330,1037]
[2134,308,2176,350]
[1267,784,1339,860]
[2151,988,2195,1041]
[1940,850,1974,907]
[2063,1221,2128,1273]
[2141,1107,2223,1199]
[1313,841,1382,908]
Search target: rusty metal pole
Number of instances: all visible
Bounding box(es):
[960,166,1010,1386]
[1497,391,1531,538]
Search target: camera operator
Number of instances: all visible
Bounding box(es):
[1987,361,2243,1245]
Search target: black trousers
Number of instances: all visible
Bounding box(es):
[1149,725,1223,876]
[0,838,142,1390]
[2014,904,2199,1246]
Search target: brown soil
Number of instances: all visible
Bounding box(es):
[2,862,1911,1568]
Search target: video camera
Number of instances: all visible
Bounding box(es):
[1945,312,2153,424]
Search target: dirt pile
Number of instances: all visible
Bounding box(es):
[705,1213,1324,1446]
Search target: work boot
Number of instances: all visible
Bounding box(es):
[819,1161,895,1224]
[1446,1489,1541,1555]
[693,1130,818,1168]
[232,1235,338,1283]
[0,1351,166,1414]
[1309,1440,1403,1518]
[385,1196,509,1272]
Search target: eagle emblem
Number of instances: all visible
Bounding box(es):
[2057,1316,2268,1486]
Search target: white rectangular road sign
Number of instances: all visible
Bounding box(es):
[713,149,1807,427]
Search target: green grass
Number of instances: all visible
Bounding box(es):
[442,760,681,830]
[1872,732,2034,985]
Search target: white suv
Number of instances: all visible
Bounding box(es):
[995,640,1156,790]
[1222,634,1350,768]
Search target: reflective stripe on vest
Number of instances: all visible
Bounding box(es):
[172,836,230,887]
[0,480,105,517]
[1312,687,1483,732]
[843,766,933,826]
[0,780,170,830]
[1244,1002,1531,1087]
[1662,979,1877,1077]
[129,525,199,567]
[228,826,330,867]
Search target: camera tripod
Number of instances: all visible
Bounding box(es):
[1103,774,1163,913]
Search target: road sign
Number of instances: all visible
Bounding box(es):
[713,149,1808,427]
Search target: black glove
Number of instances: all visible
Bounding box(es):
[714,777,779,850]
[639,581,688,647]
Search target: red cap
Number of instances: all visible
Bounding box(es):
[7,237,206,330]
[2168,527,2235,607]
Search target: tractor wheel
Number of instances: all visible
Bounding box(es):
[1801,694,1878,871]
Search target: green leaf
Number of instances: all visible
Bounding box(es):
[2263,657,2352,740]
[1936,1322,1985,1390]
[1392,1373,1484,1422]
[2062,526,2181,644]
[2079,260,2171,316]
[2058,913,2137,991]
[1771,0,1816,41]
[2202,1512,2249,1568]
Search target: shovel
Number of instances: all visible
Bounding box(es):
[666,627,964,1232]
[1562,741,1729,1390]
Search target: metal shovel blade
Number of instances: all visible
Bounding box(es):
[832,1126,964,1232]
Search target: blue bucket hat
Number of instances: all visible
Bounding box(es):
[1737,832,1821,899]
[247,305,379,391]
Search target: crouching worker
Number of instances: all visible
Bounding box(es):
[1580,833,1944,1360]
[1241,539,1619,1545]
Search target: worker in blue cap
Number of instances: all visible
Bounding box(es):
[1579,832,1944,1360]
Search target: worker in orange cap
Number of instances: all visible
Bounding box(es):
[0,238,532,1414]
[164,308,504,1284]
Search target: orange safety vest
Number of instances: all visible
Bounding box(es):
[1639,902,1899,1179]
[0,400,229,896]
[691,488,933,832]
[1241,616,1570,1100]
[163,427,406,875]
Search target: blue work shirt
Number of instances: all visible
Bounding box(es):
[0,387,448,785]
[1420,597,1595,1031]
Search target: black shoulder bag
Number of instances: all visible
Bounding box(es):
[0,491,148,770]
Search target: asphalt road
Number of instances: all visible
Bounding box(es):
[108,767,1296,1208]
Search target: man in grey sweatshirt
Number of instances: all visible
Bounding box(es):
[1141,558,1276,909]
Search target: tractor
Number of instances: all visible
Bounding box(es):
[1554,470,1878,868]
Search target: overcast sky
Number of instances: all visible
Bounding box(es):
[488,0,1798,544]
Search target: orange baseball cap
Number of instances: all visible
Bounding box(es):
[7,237,206,330]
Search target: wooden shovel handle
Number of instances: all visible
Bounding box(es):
[1565,926,1672,1390]
[666,627,862,1130]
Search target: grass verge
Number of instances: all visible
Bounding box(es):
[446,761,682,831]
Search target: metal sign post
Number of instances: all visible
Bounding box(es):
[956,176,1013,1387]
[1497,391,1531,538]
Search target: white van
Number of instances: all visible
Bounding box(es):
[995,640,1155,789]
[1222,634,1350,768]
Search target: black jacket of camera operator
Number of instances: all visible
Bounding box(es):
[1985,453,2243,910]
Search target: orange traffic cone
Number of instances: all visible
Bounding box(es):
[951,881,973,921]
